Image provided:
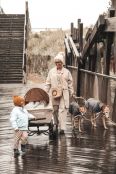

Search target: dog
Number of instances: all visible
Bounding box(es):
[85,98,110,129]
[69,101,86,132]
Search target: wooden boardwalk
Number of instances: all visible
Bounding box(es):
[0,82,116,174]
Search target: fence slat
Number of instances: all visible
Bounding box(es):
[68,36,80,58]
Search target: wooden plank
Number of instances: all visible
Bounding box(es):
[71,22,74,38]
[64,38,71,54]
[111,1,116,9]
[82,15,105,60]
[112,89,116,122]
[85,28,92,41]
[111,6,116,73]
[68,35,80,58]
[73,27,78,42]
[104,9,114,75]
[82,26,97,59]
[78,23,83,52]
[97,15,105,27]
[105,17,116,32]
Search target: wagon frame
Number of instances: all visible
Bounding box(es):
[28,108,57,140]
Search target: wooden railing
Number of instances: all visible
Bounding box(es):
[65,8,116,121]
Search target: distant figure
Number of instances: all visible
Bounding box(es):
[45,52,74,134]
[10,96,35,157]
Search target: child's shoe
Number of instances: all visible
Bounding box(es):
[59,129,65,135]
[21,144,26,152]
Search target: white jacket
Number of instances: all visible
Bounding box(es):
[10,106,34,131]
[45,67,74,108]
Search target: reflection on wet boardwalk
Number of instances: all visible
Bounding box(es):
[0,83,116,174]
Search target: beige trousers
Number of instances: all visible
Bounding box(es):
[53,97,68,130]
[14,130,28,149]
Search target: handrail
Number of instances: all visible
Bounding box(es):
[67,65,116,80]
[64,38,71,54]
[80,69,116,80]
[67,65,78,70]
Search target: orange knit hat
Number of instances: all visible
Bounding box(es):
[13,96,25,106]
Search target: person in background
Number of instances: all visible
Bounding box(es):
[45,52,74,134]
[10,96,35,157]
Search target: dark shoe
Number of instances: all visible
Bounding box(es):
[59,130,65,135]
[21,144,26,152]
[14,149,20,157]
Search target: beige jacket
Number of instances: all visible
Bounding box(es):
[45,67,74,108]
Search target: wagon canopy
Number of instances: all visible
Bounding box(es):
[24,88,49,105]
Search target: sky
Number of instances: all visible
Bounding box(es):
[0,0,110,30]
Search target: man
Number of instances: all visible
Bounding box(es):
[45,52,74,134]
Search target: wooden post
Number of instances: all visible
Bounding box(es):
[111,1,116,121]
[111,2,116,71]
[102,9,115,103]
[78,19,81,26]
[78,19,83,53]
[77,63,81,96]
[112,89,116,121]
[112,0,116,8]
[71,22,74,39]
[77,19,81,43]
[104,9,115,75]
[79,23,83,52]
[76,19,81,96]
[64,37,71,67]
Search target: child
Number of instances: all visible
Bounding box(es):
[10,96,35,157]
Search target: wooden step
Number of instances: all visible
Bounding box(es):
[0,14,25,84]
[0,78,23,83]
[0,79,23,84]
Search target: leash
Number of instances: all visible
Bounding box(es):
[71,96,116,126]
[93,112,101,120]
[72,95,85,103]
[82,113,116,127]
[82,115,91,122]
[79,112,102,122]
[74,114,92,122]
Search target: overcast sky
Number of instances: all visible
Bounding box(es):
[0,0,110,29]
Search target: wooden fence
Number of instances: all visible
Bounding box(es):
[65,9,116,121]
